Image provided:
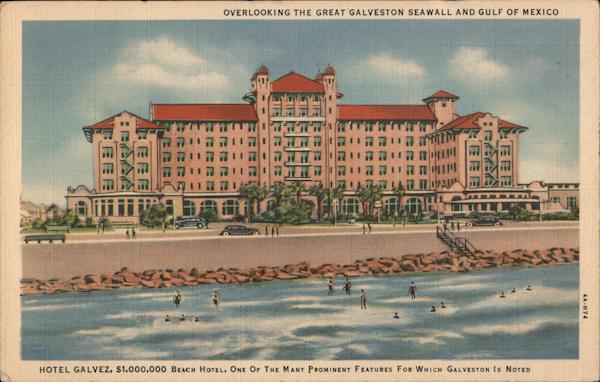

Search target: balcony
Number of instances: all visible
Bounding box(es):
[284,176,312,181]
[284,146,311,152]
[284,132,311,137]
[284,162,312,166]
[271,116,325,123]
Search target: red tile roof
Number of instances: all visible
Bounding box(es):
[271,72,325,93]
[84,112,162,129]
[338,105,436,121]
[152,104,258,121]
[422,90,459,102]
[437,112,526,132]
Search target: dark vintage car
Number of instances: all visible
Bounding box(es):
[174,217,207,229]
[219,225,260,236]
[465,217,503,227]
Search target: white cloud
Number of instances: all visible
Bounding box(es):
[449,47,508,80]
[367,53,425,77]
[113,37,231,92]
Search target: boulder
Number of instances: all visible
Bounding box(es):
[276,272,299,280]
[84,274,102,285]
[343,270,360,277]
[400,261,417,272]
[139,279,156,288]
[177,271,195,282]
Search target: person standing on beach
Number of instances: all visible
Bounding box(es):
[408,281,417,300]
[451,221,455,231]
[125,228,130,240]
[343,277,352,295]
[327,278,335,295]
[174,290,182,308]
[360,289,367,309]
[132,227,136,239]
[271,226,275,237]
[276,226,279,236]
[362,224,366,235]
[212,291,220,311]
[367,222,372,233]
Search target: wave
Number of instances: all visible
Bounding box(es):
[467,286,578,310]
[462,316,575,336]
[22,303,93,312]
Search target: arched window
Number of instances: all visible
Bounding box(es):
[200,200,217,215]
[451,196,462,212]
[343,198,360,214]
[183,200,196,216]
[385,198,399,215]
[76,201,87,216]
[405,198,422,215]
[222,199,239,215]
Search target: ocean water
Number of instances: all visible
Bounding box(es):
[21,265,579,360]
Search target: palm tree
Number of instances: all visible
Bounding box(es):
[270,182,291,208]
[359,185,384,216]
[393,182,406,217]
[308,183,328,222]
[330,186,345,220]
[239,183,259,219]
[290,181,305,205]
[254,185,269,214]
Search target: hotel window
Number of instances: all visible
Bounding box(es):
[501,176,512,186]
[338,166,346,176]
[162,138,171,148]
[469,130,478,139]
[102,180,114,191]
[300,166,309,178]
[419,123,427,132]
[501,145,511,156]
[248,122,256,132]
[138,180,149,191]
[300,108,308,117]
[273,122,282,132]
[338,151,346,161]
[285,122,294,133]
[175,137,184,148]
[274,137,282,146]
[365,137,374,146]
[249,167,258,177]
[337,123,346,132]
[217,137,227,147]
[205,123,213,132]
[469,177,480,187]
[469,145,480,156]
[177,152,185,162]
[419,179,428,189]
[406,151,414,161]
[286,108,294,117]
[274,152,282,161]
[469,161,481,171]
[206,167,214,176]
[484,131,493,141]
[287,167,296,177]
[206,182,214,191]
[249,138,257,147]
[102,130,112,140]
[101,147,113,158]
[366,166,373,176]
[314,136,321,147]
[484,146,495,157]
[499,130,508,139]
[551,196,561,203]
[485,175,496,186]
[500,161,511,171]
[138,163,149,174]
[313,108,321,117]
[300,137,309,147]
[249,152,257,161]
[137,147,148,157]
[378,137,387,146]
[220,152,228,162]
[365,151,373,161]
[365,122,373,132]
[406,122,414,132]
[274,108,282,116]
[419,166,427,175]
[120,132,130,142]
[177,167,185,177]
[365,180,373,188]
[137,130,147,139]
[338,180,346,189]
[274,166,282,176]
[379,180,387,189]
[406,180,414,190]
[378,123,386,132]
[176,122,185,132]
[219,123,227,132]
[300,123,309,133]
[407,165,415,175]
[220,167,228,176]
[379,165,387,175]
[206,152,214,162]
[406,137,414,146]
[287,137,296,147]
[378,151,387,161]
[314,166,322,176]
[419,137,427,146]
[314,151,322,161]
[313,122,322,132]
[419,151,427,160]
[337,137,346,147]
[567,196,577,208]
[287,152,296,162]
[220,182,229,191]
[205,138,213,147]
[163,167,171,177]
[102,163,114,174]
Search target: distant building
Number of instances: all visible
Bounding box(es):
[66,65,578,222]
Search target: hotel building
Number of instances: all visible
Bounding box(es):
[66,66,578,223]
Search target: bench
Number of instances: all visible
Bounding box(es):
[24,234,66,244]
[46,225,70,233]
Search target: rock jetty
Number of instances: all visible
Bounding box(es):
[20,247,579,296]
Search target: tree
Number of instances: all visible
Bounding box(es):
[393,182,406,217]
[308,182,328,222]
[141,204,168,227]
[358,185,383,216]
[270,182,292,208]
[254,185,269,214]
[290,182,305,205]
[330,186,345,220]
[240,183,270,220]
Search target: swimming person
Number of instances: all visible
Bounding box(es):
[360,289,367,309]
[193,316,199,322]
[179,313,186,321]
[174,290,182,308]
[343,277,352,295]
[327,278,335,295]
[430,306,436,312]
[408,281,417,300]
[212,291,220,311]
[526,285,532,291]
[441,302,446,309]
[499,292,506,298]
[393,312,400,319]
[164,315,170,322]
[511,288,516,293]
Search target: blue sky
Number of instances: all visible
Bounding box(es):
[22,20,579,205]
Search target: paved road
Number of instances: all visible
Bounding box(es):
[22,223,579,280]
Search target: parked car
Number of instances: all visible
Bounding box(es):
[465,217,503,227]
[174,217,207,229]
[219,225,260,236]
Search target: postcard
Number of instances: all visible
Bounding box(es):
[1,1,598,381]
